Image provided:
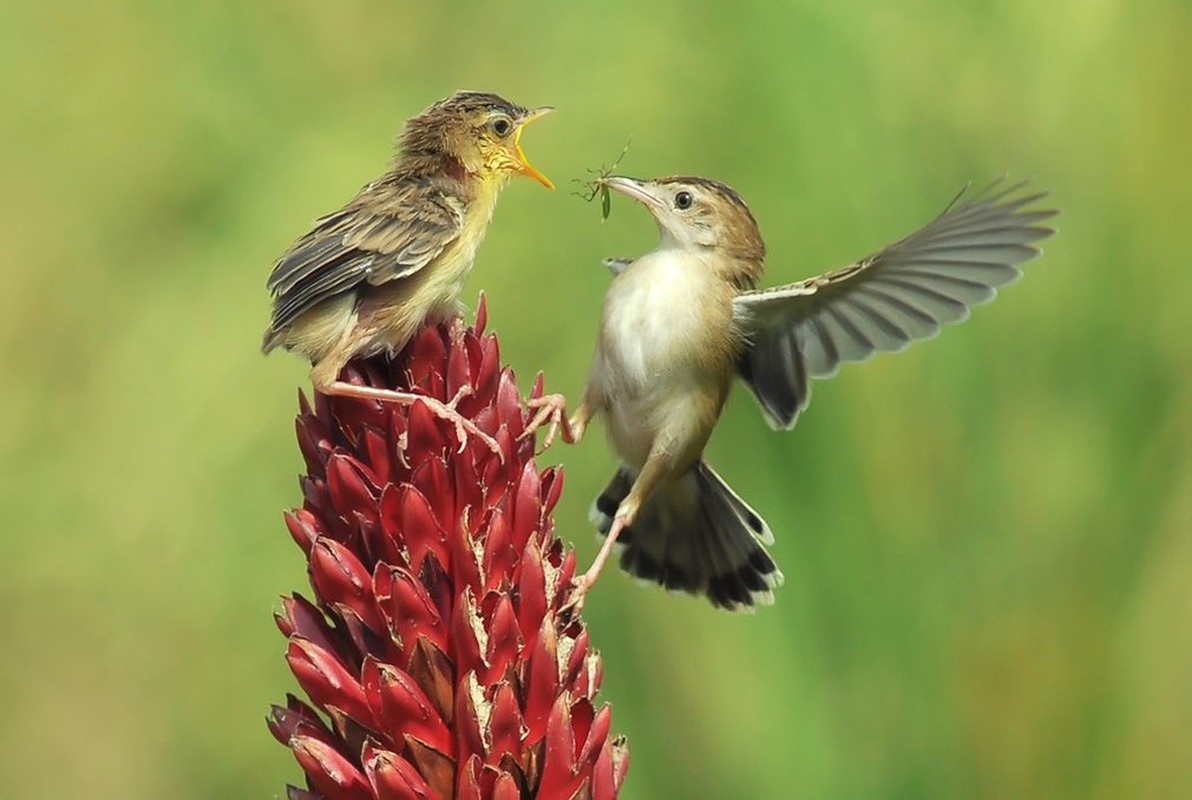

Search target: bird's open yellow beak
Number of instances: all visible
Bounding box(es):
[603,176,665,211]
[513,106,555,189]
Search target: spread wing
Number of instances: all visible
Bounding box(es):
[733,179,1057,429]
[263,178,465,339]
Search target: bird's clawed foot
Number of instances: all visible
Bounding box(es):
[559,573,594,618]
[321,381,503,458]
[520,393,572,451]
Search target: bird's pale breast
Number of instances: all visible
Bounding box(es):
[594,249,735,468]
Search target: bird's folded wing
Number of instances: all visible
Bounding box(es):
[732,179,1057,429]
[265,181,465,334]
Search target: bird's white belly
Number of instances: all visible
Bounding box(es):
[595,253,720,465]
[602,259,704,386]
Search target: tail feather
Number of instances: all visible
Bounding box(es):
[591,461,784,611]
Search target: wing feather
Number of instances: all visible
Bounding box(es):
[263,178,464,340]
[733,179,1057,427]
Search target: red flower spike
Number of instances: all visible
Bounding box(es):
[475,342,499,394]
[408,459,453,542]
[269,308,627,797]
[452,454,484,524]
[563,628,593,693]
[492,772,520,800]
[536,694,583,800]
[296,414,334,479]
[455,754,484,800]
[340,610,383,662]
[474,293,488,335]
[403,735,455,800]
[542,467,565,517]
[374,487,411,571]
[286,638,375,730]
[487,682,524,764]
[516,540,549,653]
[327,454,382,527]
[273,694,335,738]
[388,413,411,472]
[363,427,393,488]
[385,665,454,755]
[285,509,323,555]
[472,338,499,401]
[512,461,543,551]
[361,508,405,572]
[361,743,435,800]
[481,513,515,595]
[268,700,336,749]
[292,735,374,800]
[405,400,451,462]
[445,344,471,407]
[481,595,521,685]
[453,671,489,767]
[446,520,483,600]
[361,657,453,756]
[329,394,390,442]
[405,326,449,393]
[300,477,330,525]
[276,595,341,656]
[311,538,383,634]
[494,373,525,440]
[578,705,612,767]
[378,566,449,658]
[524,615,561,744]
[479,764,505,798]
[556,550,579,606]
[395,485,447,577]
[404,636,456,728]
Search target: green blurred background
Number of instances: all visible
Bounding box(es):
[2,1,1189,797]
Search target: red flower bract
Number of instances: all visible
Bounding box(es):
[268,300,629,800]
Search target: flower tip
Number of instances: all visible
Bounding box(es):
[475,292,488,334]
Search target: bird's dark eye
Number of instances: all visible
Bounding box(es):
[491,117,512,137]
[675,191,693,210]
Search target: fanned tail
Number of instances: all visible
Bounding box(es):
[592,461,784,611]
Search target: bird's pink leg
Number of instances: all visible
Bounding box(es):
[562,451,666,611]
[320,380,502,457]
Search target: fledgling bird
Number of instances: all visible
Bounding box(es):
[529,176,1056,610]
[262,91,553,447]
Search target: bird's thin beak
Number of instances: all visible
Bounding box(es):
[513,106,555,190]
[603,175,665,212]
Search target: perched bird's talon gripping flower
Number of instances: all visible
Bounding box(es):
[269,298,628,800]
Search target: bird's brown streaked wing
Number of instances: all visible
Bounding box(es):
[264,181,465,335]
[733,179,1057,429]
